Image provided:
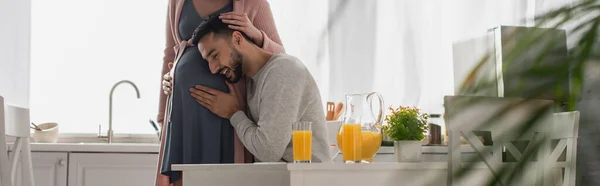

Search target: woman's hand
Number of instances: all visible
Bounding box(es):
[162,62,174,95]
[219,12,263,46]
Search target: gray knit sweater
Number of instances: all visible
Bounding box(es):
[230,53,332,163]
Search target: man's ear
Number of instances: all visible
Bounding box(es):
[231,31,244,46]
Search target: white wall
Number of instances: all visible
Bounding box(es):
[269,0,330,105]
[325,0,529,116]
[0,0,31,108]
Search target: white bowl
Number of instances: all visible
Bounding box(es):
[31,122,59,143]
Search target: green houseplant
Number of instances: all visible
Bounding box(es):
[382,106,428,162]
[322,0,599,184]
[447,1,600,185]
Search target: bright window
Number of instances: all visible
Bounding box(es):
[28,0,543,134]
[30,0,168,134]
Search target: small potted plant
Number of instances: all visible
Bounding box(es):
[382,106,428,162]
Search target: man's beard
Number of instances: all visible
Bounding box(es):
[226,48,244,83]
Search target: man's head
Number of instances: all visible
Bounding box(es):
[190,15,253,83]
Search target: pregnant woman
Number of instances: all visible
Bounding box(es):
[156,0,285,185]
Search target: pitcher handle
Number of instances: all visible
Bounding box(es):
[367,92,385,127]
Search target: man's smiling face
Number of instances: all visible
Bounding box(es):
[198,32,244,83]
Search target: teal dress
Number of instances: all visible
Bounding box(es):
[160,0,235,183]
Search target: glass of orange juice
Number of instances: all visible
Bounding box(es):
[292,121,312,163]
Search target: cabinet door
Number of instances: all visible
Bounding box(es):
[68,153,158,186]
[11,152,68,186]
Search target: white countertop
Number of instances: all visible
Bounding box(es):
[4,131,476,154]
[5,132,160,153]
[7,131,473,154]
[173,163,288,171]
[287,162,448,170]
[172,162,449,171]
[374,146,475,154]
[8,142,160,153]
[7,143,472,154]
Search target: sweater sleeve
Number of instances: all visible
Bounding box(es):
[157,3,177,125]
[229,65,307,162]
[249,0,285,53]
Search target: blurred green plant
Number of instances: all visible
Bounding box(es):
[451,0,599,185]
[382,106,428,141]
[322,0,598,185]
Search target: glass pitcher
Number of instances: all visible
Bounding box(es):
[337,92,384,163]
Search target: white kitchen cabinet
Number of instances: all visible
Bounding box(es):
[11,152,68,186]
[68,153,158,186]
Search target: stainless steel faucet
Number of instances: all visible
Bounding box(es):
[103,80,140,143]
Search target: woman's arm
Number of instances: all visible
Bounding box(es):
[250,0,285,53]
[156,3,176,186]
[158,9,177,125]
[220,0,285,53]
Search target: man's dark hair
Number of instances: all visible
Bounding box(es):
[190,14,252,46]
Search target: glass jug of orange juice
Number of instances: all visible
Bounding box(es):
[337,92,384,163]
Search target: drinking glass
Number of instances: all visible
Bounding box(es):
[292,121,312,163]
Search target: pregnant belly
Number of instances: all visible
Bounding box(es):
[174,47,229,93]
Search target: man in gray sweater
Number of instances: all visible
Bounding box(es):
[187,15,332,163]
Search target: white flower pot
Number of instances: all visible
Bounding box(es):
[394,140,422,162]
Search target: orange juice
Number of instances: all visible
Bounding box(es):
[340,124,362,162]
[292,130,312,161]
[337,130,382,162]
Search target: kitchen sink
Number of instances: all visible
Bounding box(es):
[33,133,160,144]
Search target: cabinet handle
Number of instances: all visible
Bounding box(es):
[59,159,66,166]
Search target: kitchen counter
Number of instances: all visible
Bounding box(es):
[7,142,160,153]
[8,139,474,154]
[8,143,472,154]
[172,162,489,186]
[6,132,160,153]
[6,143,161,186]
[7,132,474,154]
[373,146,475,154]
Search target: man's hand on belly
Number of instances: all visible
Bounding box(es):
[189,81,241,119]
